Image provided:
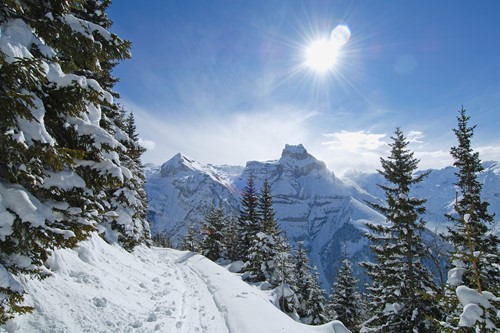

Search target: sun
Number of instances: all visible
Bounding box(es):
[304,25,351,73]
[305,39,340,72]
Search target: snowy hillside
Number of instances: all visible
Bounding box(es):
[5,233,349,333]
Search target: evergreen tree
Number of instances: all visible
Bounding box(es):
[0,0,143,322]
[238,173,260,262]
[305,266,328,325]
[269,235,295,288]
[200,205,227,261]
[245,179,282,282]
[222,216,243,261]
[361,127,439,332]
[327,257,364,331]
[72,0,149,249]
[259,179,279,236]
[180,225,200,252]
[293,241,313,318]
[100,107,151,249]
[151,231,172,248]
[272,235,298,314]
[440,107,499,332]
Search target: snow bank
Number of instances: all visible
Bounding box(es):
[3,234,350,333]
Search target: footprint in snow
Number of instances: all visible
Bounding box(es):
[147,312,158,322]
[92,297,108,307]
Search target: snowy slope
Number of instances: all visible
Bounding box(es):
[4,234,349,333]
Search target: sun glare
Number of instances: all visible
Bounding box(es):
[304,24,351,73]
[305,39,339,72]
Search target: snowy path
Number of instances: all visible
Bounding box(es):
[158,250,229,333]
[7,234,348,333]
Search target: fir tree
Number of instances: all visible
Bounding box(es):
[361,127,439,332]
[272,235,298,314]
[0,0,141,322]
[440,107,499,332]
[269,235,295,287]
[200,205,227,261]
[327,257,364,331]
[72,0,149,249]
[259,179,279,236]
[245,179,282,282]
[238,173,260,260]
[151,231,172,248]
[304,266,328,325]
[293,241,313,318]
[180,225,200,252]
[222,217,243,261]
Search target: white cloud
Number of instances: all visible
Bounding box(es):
[319,130,389,175]
[322,130,387,152]
[407,130,425,144]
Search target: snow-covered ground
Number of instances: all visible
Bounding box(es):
[3,234,349,333]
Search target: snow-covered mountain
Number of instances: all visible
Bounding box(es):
[146,145,500,290]
[146,144,386,288]
[146,153,242,237]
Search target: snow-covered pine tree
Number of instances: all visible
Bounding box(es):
[439,107,499,332]
[180,225,200,252]
[71,0,150,249]
[269,234,295,287]
[327,257,364,331]
[272,235,298,314]
[0,0,143,322]
[259,178,279,236]
[200,204,227,261]
[293,241,313,318]
[238,173,260,261]
[222,216,243,261]
[245,179,282,282]
[361,127,439,333]
[101,108,151,250]
[151,231,172,248]
[304,266,328,325]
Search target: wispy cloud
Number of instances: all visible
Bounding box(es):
[125,99,318,167]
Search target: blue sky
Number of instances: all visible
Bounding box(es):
[108,1,500,175]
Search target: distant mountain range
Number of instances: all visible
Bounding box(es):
[144,144,499,289]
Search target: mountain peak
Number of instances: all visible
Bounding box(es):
[160,153,199,177]
[281,144,309,160]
